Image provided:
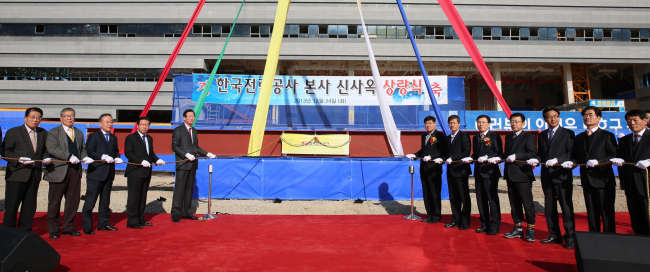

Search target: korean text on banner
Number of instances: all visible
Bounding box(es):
[281,133,350,155]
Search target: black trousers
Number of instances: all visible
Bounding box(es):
[420,167,442,222]
[506,180,536,225]
[82,177,114,231]
[172,165,197,217]
[475,175,501,231]
[624,182,649,235]
[447,175,471,227]
[542,180,575,240]
[582,178,616,233]
[126,176,151,227]
[3,171,40,231]
[47,166,81,233]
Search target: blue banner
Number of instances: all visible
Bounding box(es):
[464,111,628,132]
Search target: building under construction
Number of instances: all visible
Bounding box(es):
[0,0,648,121]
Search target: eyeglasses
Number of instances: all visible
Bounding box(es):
[26,115,42,120]
[61,115,75,119]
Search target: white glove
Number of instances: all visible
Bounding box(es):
[141,160,151,168]
[445,158,452,164]
[478,155,489,163]
[156,159,166,165]
[562,161,574,169]
[506,154,516,162]
[434,158,444,164]
[42,158,52,165]
[461,157,473,163]
[207,152,216,159]
[488,157,500,164]
[82,157,94,164]
[19,157,34,165]
[185,153,196,161]
[610,158,624,167]
[114,158,123,164]
[586,159,598,168]
[546,158,558,167]
[405,154,416,159]
[527,159,539,166]
[104,156,114,164]
[423,156,431,162]
[636,160,650,169]
[69,155,80,164]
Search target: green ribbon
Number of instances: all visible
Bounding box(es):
[192,0,246,126]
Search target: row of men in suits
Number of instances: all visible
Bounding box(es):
[407,106,650,250]
[2,108,215,238]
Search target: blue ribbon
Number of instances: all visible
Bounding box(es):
[396,0,451,135]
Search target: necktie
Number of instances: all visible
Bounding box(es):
[548,129,554,142]
[635,134,641,147]
[425,133,431,145]
[587,129,593,136]
[105,133,110,144]
[450,134,455,144]
[30,130,37,152]
[142,134,149,154]
[188,127,193,142]
[68,128,75,142]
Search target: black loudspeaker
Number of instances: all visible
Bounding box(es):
[575,231,650,272]
[0,226,60,272]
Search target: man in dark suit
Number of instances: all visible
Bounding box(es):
[44,108,94,239]
[463,114,503,235]
[611,109,650,235]
[501,113,538,242]
[81,114,123,235]
[536,107,576,249]
[124,116,165,229]
[406,116,448,224]
[171,109,216,222]
[563,106,617,233]
[444,115,471,230]
[2,107,51,231]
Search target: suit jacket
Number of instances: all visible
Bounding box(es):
[44,125,87,183]
[446,130,471,177]
[86,130,120,181]
[3,124,49,182]
[617,129,650,197]
[171,125,208,170]
[124,132,159,179]
[471,131,503,178]
[537,127,575,184]
[503,131,536,182]
[414,130,448,173]
[571,128,617,188]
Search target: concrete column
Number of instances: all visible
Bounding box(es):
[563,63,575,104]
[531,78,540,110]
[493,63,503,111]
[470,77,478,110]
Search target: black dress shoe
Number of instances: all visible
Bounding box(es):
[62,230,81,236]
[171,214,181,222]
[565,240,575,249]
[182,216,199,220]
[487,229,499,235]
[475,227,487,233]
[83,229,95,235]
[143,222,153,226]
[97,225,118,231]
[49,232,60,239]
[444,223,458,228]
[540,236,562,244]
[421,217,430,223]
[127,225,143,229]
[459,225,469,230]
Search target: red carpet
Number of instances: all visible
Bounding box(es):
[1,212,635,271]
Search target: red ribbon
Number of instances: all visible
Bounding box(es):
[437,0,512,117]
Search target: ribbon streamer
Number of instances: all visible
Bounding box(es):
[356,0,404,156]
[437,0,512,117]
[192,0,246,126]
[395,0,450,136]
